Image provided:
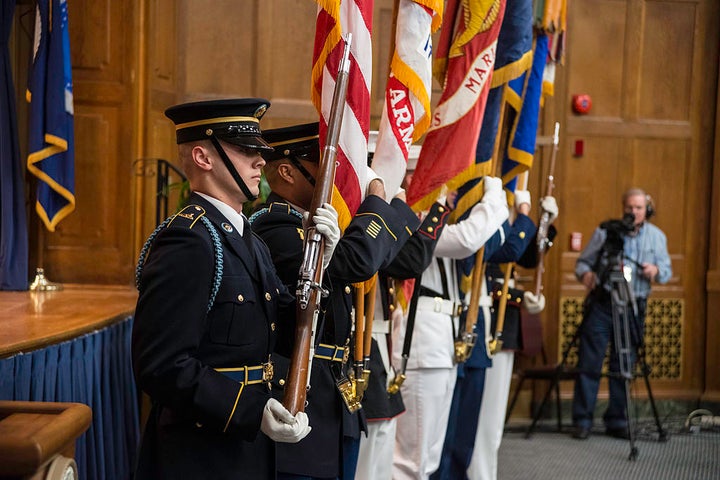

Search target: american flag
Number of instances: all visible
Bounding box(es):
[311,0,373,228]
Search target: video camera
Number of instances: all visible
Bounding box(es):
[593,213,636,293]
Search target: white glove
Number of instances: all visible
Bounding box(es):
[481,177,507,209]
[260,398,311,443]
[483,176,503,194]
[540,196,559,224]
[514,190,531,210]
[523,291,546,314]
[313,203,340,268]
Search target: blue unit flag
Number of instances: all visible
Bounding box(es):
[27,0,75,232]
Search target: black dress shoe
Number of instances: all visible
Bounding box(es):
[606,427,630,439]
[572,426,591,440]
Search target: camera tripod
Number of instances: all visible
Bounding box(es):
[524,266,667,460]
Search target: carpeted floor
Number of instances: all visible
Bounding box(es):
[498,419,720,479]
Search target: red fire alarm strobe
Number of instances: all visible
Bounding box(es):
[572,94,592,114]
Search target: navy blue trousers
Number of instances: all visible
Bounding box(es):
[430,366,487,480]
[571,296,646,430]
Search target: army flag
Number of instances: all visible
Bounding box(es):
[26,0,76,232]
[311,0,373,228]
[371,0,442,198]
[406,0,506,212]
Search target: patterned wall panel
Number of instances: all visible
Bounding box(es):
[558,297,683,380]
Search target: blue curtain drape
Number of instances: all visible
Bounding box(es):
[0,316,140,480]
[0,0,29,290]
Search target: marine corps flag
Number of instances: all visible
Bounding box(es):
[451,0,533,221]
[26,0,76,232]
[406,0,507,212]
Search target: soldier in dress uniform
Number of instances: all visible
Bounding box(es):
[133,100,335,479]
[432,191,558,480]
[249,122,420,480]
[392,178,509,480]
[356,145,450,480]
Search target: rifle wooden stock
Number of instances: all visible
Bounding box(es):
[454,248,485,363]
[360,281,377,394]
[533,122,559,297]
[353,285,366,388]
[282,35,352,415]
[363,281,377,360]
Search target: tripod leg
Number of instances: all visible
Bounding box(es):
[610,275,639,460]
[526,375,557,438]
[639,353,669,441]
[623,377,638,461]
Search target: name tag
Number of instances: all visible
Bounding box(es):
[623,265,633,283]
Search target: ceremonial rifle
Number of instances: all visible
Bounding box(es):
[533,122,559,297]
[282,35,352,415]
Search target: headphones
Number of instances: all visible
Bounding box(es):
[645,194,655,220]
[623,188,655,220]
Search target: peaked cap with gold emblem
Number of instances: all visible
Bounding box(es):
[261,122,320,162]
[165,98,273,151]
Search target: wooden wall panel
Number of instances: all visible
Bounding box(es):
[548,0,718,401]
[638,2,695,121]
[705,61,720,402]
[566,0,627,119]
[41,0,137,284]
[180,0,257,97]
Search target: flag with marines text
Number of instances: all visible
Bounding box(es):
[406,0,506,212]
[27,0,75,232]
[451,0,533,221]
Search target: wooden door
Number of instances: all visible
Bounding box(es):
[40,0,140,284]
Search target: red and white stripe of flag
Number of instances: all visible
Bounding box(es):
[312,0,373,227]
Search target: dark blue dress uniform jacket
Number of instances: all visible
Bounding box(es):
[362,202,450,421]
[133,192,295,480]
[250,192,418,478]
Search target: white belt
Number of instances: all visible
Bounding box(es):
[417,296,465,317]
[372,319,391,334]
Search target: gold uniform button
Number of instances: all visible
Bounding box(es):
[519,231,526,239]
[427,226,434,233]
[388,287,395,294]
[389,304,395,312]
[237,294,244,302]
[279,378,286,386]
[432,216,438,223]
[344,286,351,294]
[516,297,522,303]
[271,322,276,331]
[265,292,272,301]
[438,206,445,213]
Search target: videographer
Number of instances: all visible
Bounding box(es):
[571,188,672,440]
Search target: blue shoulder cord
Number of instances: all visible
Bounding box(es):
[136,215,224,313]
